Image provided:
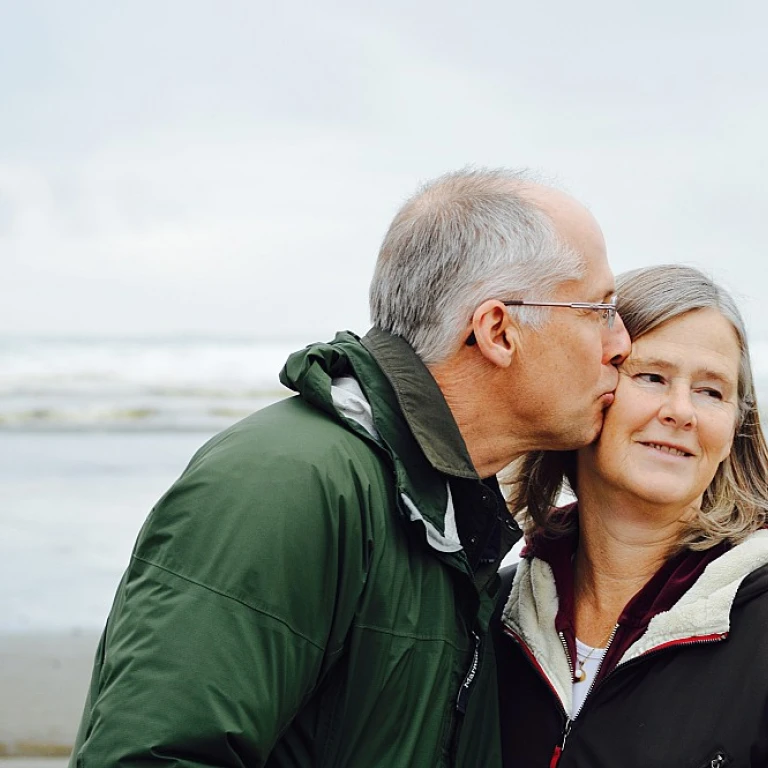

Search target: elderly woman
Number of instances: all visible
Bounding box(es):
[494,265,768,767]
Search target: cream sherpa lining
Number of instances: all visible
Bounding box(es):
[501,529,768,715]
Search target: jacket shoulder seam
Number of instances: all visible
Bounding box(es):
[132,554,326,652]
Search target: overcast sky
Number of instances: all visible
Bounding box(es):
[3,0,767,342]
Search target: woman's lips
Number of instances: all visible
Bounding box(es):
[639,441,694,458]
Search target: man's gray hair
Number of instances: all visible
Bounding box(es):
[369,168,585,364]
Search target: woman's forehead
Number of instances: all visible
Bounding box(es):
[628,311,741,383]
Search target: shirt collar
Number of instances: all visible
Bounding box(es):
[362,327,478,480]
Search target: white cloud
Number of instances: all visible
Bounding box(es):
[1,0,767,340]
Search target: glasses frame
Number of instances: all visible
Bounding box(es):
[465,295,618,346]
[502,296,617,328]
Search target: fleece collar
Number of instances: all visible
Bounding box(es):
[501,527,768,715]
[523,508,728,683]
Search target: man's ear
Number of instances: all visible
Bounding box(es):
[470,300,519,368]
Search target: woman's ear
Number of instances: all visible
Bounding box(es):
[471,300,520,368]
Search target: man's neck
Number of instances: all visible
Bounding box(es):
[429,359,527,477]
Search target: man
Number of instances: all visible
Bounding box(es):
[70,169,630,767]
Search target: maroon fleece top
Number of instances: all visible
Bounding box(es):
[522,505,728,687]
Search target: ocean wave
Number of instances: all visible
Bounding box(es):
[2,335,768,432]
[0,336,302,429]
[0,397,287,431]
[0,381,290,400]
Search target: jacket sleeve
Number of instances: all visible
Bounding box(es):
[70,420,374,767]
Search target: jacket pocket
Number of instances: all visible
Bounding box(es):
[695,748,732,768]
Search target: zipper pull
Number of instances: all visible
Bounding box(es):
[549,719,572,768]
[693,749,732,768]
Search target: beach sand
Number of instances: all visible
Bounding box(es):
[0,631,98,757]
[0,761,68,767]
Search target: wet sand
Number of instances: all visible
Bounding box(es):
[0,631,98,757]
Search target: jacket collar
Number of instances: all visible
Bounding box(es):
[523,507,728,636]
[362,327,478,481]
[279,330,469,554]
[501,524,768,715]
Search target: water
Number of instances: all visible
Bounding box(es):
[2,334,767,634]
[0,335,299,431]
[0,431,218,632]
[0,335,304,632]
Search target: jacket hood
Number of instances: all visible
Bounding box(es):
[280,331,464,555]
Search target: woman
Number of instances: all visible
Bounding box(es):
[494,264,768,767]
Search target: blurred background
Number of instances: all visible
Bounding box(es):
[2,0,768,758]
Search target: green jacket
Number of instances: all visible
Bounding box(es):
[70,329,521,767]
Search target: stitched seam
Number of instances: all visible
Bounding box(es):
[132,554,324,651]
[352,622,467,650]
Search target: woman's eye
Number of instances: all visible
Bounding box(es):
[636,372,664,385]
[698,388,724,400]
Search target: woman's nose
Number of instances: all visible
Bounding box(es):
[658,384,697,428]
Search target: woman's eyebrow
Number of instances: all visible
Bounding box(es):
[696,369,738,387]
[625,357,736,386]
[622,356,672,370]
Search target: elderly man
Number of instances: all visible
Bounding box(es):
[70,169,630,767]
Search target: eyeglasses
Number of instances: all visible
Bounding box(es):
[465,295,618,346]
[503,295,618,328]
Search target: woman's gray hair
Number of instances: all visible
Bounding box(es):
[507,264,768,551]
[369,168,584,365]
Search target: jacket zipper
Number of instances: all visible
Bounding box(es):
[503,626,568,720]
[557,631,575,680]
[503,626,572,766]
[548,625,617,767]
[505,625,725,767]
[448,630,482,765]
[549,719,572,768]
[456,631,482,714]
[564,624,619,709]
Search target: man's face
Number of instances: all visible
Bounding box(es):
[507,212,631,451]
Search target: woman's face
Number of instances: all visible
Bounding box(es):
[577,308,741,510]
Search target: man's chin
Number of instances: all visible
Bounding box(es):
[548,419,604,452]
[569,412,606,450]
[591,412,609,441]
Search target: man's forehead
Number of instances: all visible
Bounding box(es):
[561,257,615,302]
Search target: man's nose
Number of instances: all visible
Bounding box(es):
[603,313,631,366]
